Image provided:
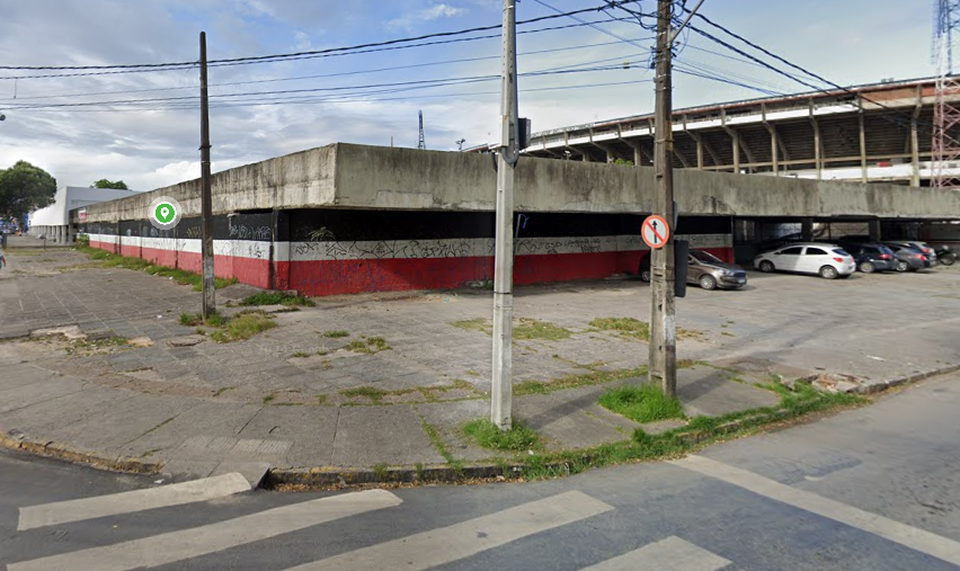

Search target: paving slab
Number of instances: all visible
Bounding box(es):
[678,365,780,418]
[331,405,446,467]
[236,405,340,467]
[513,386,638,451]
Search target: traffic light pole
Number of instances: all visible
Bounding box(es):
[648,0,677,397]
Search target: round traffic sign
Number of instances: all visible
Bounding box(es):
[641,215,670,249]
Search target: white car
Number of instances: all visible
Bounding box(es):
[753,242,856,279]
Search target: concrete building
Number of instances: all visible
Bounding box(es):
[72,143,960,296]
[29,185,139,244]
[513,77,951,187]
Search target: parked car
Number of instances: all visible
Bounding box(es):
[753,242,856,279]
[881,242,933,272]
[639,249,748,290]
[884,241,939,268]
[837,242,897,273]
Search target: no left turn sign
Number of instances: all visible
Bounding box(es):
[641,215,670,249]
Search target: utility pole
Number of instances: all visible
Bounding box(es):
[648,0,677,397]
[491,0,519,430]
[199,32,216,318]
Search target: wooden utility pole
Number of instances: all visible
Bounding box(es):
[648,0,677,397]
[199,32,216,318]
[491,0,519,430]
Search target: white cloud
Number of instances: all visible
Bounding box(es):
[387,3,466,31]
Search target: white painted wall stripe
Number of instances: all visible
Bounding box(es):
[281,490,614,571]
[671,455,960,567]
[8,489,402,571]
[17,473,251,532]
[85,233,733,263]
[579,536,731,571]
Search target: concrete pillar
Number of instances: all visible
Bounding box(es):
[859,111,868,183]
[869,220,882,241]
[801,218,814,241]
[633,145,643,166]
[911,111,921,187]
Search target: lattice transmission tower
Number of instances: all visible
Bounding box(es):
[932,0,960,188]
[418,110,426,150]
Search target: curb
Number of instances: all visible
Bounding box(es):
[0,430,162,475]
[848,364,960,395]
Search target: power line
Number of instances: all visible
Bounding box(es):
[0,1,646,73]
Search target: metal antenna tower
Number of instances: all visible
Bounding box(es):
[932,0,960,188]
[418,110,426,150]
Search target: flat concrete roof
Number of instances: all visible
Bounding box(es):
[74,143,960,223]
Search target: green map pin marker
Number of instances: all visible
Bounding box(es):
[155,202,176,224]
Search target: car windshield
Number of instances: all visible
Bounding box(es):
[691,250,722,263]
[833,249,850,256]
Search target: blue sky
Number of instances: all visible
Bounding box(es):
[0,0,938,191]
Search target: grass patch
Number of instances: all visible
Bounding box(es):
[291,351,310,358]
[340,386,389,403]
[513,318,572,341]
[66,335,130,355]
[589,317,650,341]
[213,386,236,397]
[345,336,390,354]
[262,393,277,404]
[316,394,328,405]
[463,419,543,452]
[321,330,349,338]
[450,318,490,334]
[599,383,685,423]
[514,365,648,396]
[77,246,237,290]
[496,382,864,482]
[208,311,277,343]
[239,291,315,307]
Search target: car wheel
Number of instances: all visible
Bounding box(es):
[699,274,717,290]
[819,265,839,279]
[859,261,875,273]
[640,269,651,283]
[758,260,775,273]
[895,260,909,272]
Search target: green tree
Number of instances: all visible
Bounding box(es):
[91,178,128,189]
[0,161,57,218]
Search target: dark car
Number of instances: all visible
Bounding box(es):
[884,240,939,268]
[881,242,931,272]
[640,250,747,290]
[838,242,897,273]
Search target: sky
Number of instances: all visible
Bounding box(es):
[0,0,938,192]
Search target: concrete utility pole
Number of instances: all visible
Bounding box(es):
[648,0,677,397]
[491,0,519,430]
[199,32,216,318]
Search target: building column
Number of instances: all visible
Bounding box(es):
[859,111,868,183]
[730,130,740,173]
[869,220,882,241]
[911,104,921,188]
[801,218,814,241]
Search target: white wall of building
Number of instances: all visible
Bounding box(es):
[29,186,139,243]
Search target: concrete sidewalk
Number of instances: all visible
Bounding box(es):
[1,247,958,484]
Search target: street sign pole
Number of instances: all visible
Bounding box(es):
[649,0,677,397]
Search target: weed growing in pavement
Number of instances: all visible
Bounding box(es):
[589,317,650,341]
[76,246,237,291]
[373,463,389,480]
[316,394,328,405]
[262,393,277,404]
[65,336,131,355]
[598,383,685,423]
[418,413,455,463]
[463,419,543,452]
[291,352,310,358]
[200,311,277,343]
[345,336,390,354]
[213,386,236,397]
[321,330,349,338]
[450,318,491,334]
[513,318,573,341]
[239,291,315,307]
[340,386,389,403]
[513,365,649,396]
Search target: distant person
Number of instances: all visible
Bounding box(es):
[0,250,6,272]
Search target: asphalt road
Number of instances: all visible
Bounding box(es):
[2,373,959,571]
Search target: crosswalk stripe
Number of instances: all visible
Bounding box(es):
[579,536,731,571]
[17,472,251,532]
[281,490,614,571]
[671,455,960,567]
[7,488,402,571]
